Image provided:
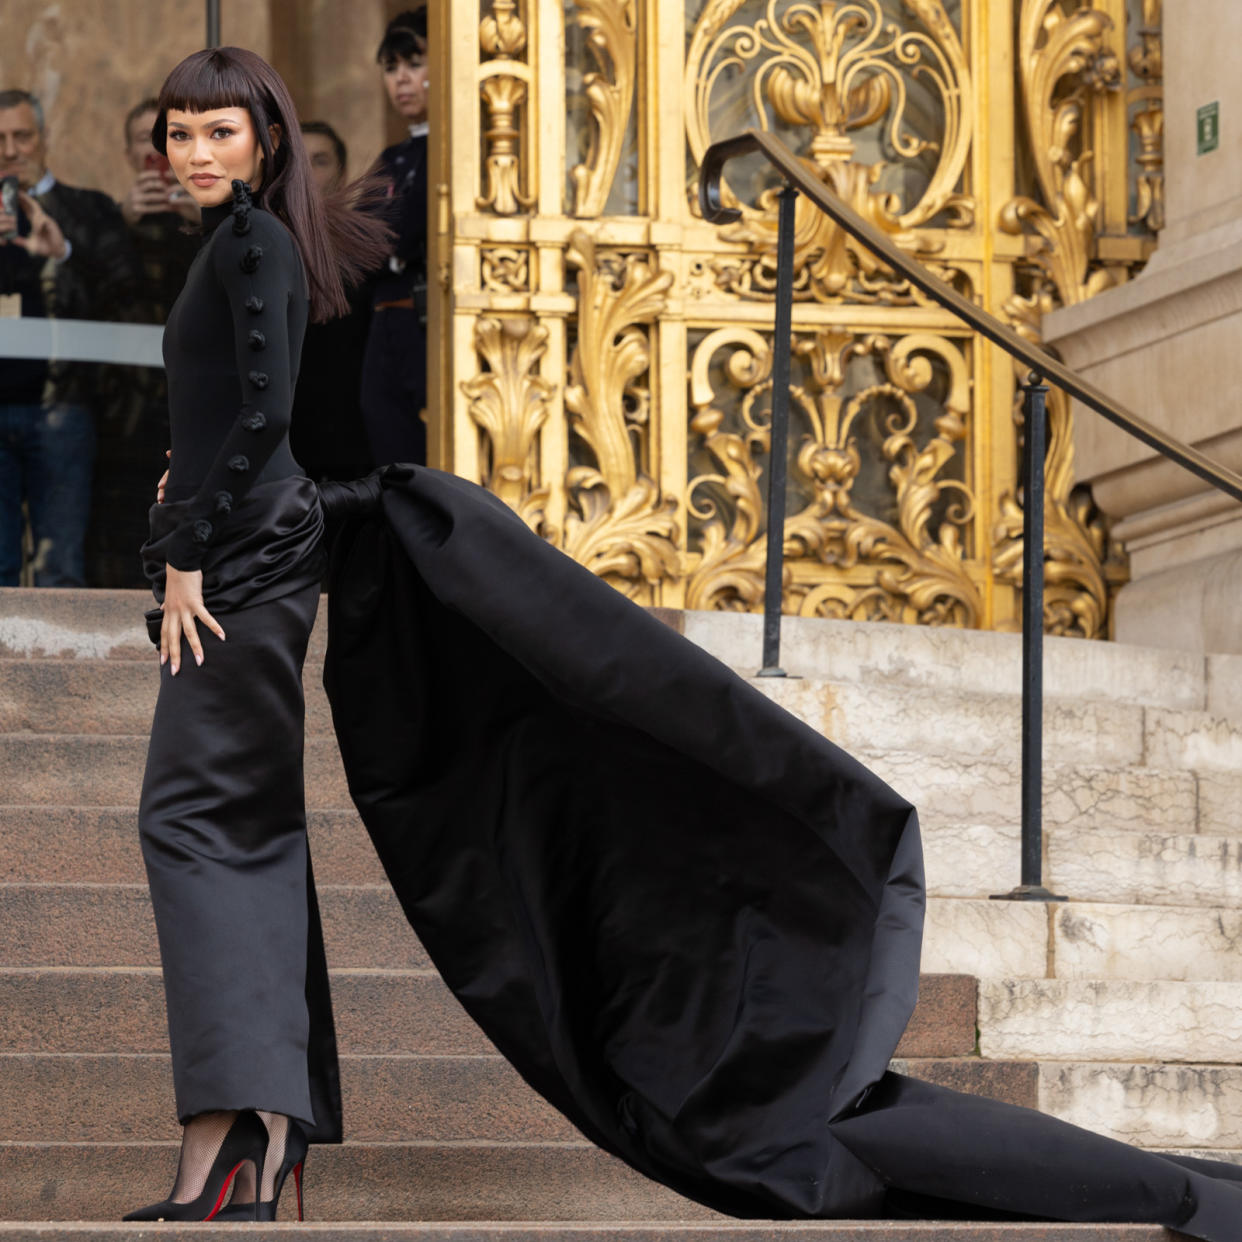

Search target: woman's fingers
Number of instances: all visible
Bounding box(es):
[197,603,226,645]
[161,610,180,674]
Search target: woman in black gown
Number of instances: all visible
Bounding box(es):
[126,47,388,1222]
[126,45,1242,1240]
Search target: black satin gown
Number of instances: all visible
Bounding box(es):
[138,183,341,1143]
[316,466,1242,1242]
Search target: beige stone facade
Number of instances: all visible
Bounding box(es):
[1044,0,1242,654]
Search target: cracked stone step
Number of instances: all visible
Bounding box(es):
[0,1141,708,1223]
[0,883,427,969]
[1145,706,1242,773]
[679,609,1213,712]
[859,749,1198,834]
[754,680,1143,767]
[1053,902,1242,982]
[1046,830,1242,906]
[978,979,1242,1062]
[1038,1062,1242,1152]
[0,968,978,1061]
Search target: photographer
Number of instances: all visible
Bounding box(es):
[360,6,429,467]
[0,87,142,587]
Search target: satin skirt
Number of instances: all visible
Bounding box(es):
[138,475,341,1140]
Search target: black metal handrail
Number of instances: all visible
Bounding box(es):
[699,128,1242,902]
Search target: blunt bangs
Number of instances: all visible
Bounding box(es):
[153,48,276,155]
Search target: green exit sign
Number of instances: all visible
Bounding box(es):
[1198,101,1220,154]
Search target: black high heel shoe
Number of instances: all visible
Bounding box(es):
[122,1109,268,1222]
[214,1118,308,1221]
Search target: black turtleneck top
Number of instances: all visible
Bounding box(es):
[144,182,308,572]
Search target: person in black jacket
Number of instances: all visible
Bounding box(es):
[360,7,429,466]
[0,88,143,586]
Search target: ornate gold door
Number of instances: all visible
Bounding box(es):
[428,0,1160,637]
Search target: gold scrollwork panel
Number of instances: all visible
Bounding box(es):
[686,325,983,625]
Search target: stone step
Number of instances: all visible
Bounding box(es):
[0,588,329,663]
[0,658,335,736]
[1146,706,1242,773]
[6,588,1240,725]
[1052,902,1242,982]
[10,806,1241,914]
[0,806,386,885]
[1046,831,1242,907]
[1038,1062,1242,1153]
[1,882,1032,986]
[0,883,427,969]
[0,735,351,807]
[978,979,1242,1062]
[0,731,1211,835]
[0,968,977,1061]
[0,1051,1029,1147]
[679,608,1239,718]
[860,749,1201,835]
[1,1052,575,1144]
[0,660,1163,775]
[758,679,1144,768]
[0,1141,708,1223]
[0,1195,1183,1237]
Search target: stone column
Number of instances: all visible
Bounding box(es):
[1043,1,1242,654]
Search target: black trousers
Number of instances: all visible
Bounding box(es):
[138,580,342,1141]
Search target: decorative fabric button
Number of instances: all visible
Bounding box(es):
[192,519,213,544]
[240,410,267,432]
[213,490,233,514]
[248,370,269,389]
[244,295,264,313]
[248,329,266,350]
[231,206,252,236]
[228,455,250,473]
[239,245,263,273]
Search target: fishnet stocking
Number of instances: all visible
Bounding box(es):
[228,1111,289,1204]
[171,1111,249,1204]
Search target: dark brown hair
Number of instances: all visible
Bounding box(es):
[377,7,427,64]
[154,47,391,321]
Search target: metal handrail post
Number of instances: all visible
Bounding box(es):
[993,375,1064,903]
[757,185,797,678]
[206,0,221,47]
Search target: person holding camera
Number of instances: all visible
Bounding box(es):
[0,87,142,587]
[360,6,429,467]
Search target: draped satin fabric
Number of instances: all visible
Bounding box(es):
[318,468,1242,1240]
[138,474,342,1142]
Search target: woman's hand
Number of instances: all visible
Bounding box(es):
[156,449,170,504]
[160,565,225,674]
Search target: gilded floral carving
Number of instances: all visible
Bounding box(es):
[686,0,974,304]
[563,231,679,598]
[461,316,555,529]
[568,0,638,217]
[686,326,981,624]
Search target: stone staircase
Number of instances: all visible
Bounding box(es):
[1,587,1238,1238]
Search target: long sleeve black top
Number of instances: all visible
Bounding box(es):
[146,182,307,572]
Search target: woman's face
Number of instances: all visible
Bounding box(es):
[164,107,267,207]
[381,53,429,123]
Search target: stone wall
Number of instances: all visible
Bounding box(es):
[0,0,398,203]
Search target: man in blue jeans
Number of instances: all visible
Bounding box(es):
[0,88,142,586]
